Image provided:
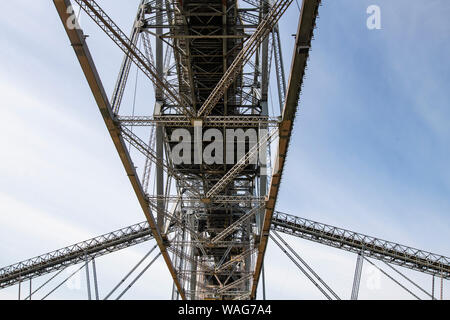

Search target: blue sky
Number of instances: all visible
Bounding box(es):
[0,0,449,300]
[278,0,450,245]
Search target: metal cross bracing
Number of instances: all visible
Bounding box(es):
[1,0,445,301]
[0,222,154,290]
[117,115,281,128]
[1,211,448,300]
[52,0,316,300]
[26,0,445,301]
[270,211,450,278]
[19,0,445,301]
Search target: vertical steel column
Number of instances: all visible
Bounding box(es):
[222,1,228,115]
[155,0,165,231]
[258,0,270,234]
[177,228,186,297]
[262,263,266,300]
[170,228,180,301]
[188,214,197,300]
[92,259,99,300]
[29,279,32,300]
[18,277,21,300]
[111,0,145,114]
[432,274,435,299]
[85,254,92,300]
[170,228,179,300]
[244,220,252,292]
[272,25,287,113]
[351,252,364,300]
[190,256,198,300]
[171,282,175,300]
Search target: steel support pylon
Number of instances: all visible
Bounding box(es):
[50,0,321,299]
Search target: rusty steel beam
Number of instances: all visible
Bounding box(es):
[251,0,321,299]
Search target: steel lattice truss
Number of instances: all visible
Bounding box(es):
[0,222,154,289]
[1,212,448,292]
[11,0,443,301]
[270,212,450,278]
[51,0,322,300]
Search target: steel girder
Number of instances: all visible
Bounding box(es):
[137,0,281,299]
[2,211,448,291]
[51,0,312,299]
[271,212,450,278]
[0,222,154,289]
[251,0,321,299]
[117,115,280,127]
[53,0,281,300]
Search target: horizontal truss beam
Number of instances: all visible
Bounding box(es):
[2,212,448,290]
[0,222,153,289]
[117,115,280,127]
[271,211,450,278]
